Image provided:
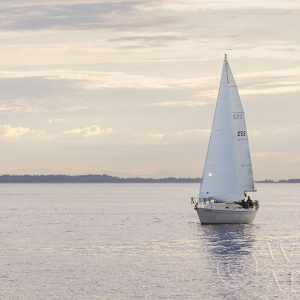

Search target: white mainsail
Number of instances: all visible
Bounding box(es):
[199,55,255,203]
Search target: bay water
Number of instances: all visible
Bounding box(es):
[0,183,299,299]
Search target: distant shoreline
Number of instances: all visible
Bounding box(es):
[0,175,299,183]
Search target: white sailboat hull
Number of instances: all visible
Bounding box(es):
[195,202,258,224]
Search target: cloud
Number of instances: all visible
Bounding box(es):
[0,0,297,39]
[0,1,299,70]
[3,0,300,11]
[0,124,53,140]
[1,67,300,121]
[63,125,113,137]
[150,100,210,108]
[3,67,300,94]
[48,118,67,124]
[239,74,300,96]
[0,70,169,90]
[144,133,165,144]
[143,0,300,11]
[106,33,193,50]
[176,129,210,136]
[0,1,146,30]
[0,101,40,113]
[0,124,29,139]
[249,124,300,140]
[0,123,116,141]
[133,128,210,145]
[79,72,169,90]
[0,71,207,98]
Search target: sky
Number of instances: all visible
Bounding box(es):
[0,0,299,180]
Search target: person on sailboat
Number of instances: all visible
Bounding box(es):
[246,195,253,208]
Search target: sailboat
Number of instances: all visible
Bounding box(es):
[192,54,259,224]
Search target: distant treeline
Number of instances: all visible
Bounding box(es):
[256,179,300,183]
[0,174,201,183]
[278,179,300,183]
[0,175,298,183]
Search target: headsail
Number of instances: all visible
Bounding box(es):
[199,55,254,203]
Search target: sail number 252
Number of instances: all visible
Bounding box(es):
[237,130,246,137]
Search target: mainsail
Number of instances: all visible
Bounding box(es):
[225,60,255,192]
[199,55,255,203]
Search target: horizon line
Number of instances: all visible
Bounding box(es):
[0,174,298,183]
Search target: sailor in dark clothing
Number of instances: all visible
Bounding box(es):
[235,199,247,208]
[246,195,253,208]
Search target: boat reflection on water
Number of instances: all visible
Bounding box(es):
[201,225,258,289]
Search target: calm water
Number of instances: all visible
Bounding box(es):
[0,183,299,299]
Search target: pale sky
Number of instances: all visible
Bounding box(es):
[0,0,299,179]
